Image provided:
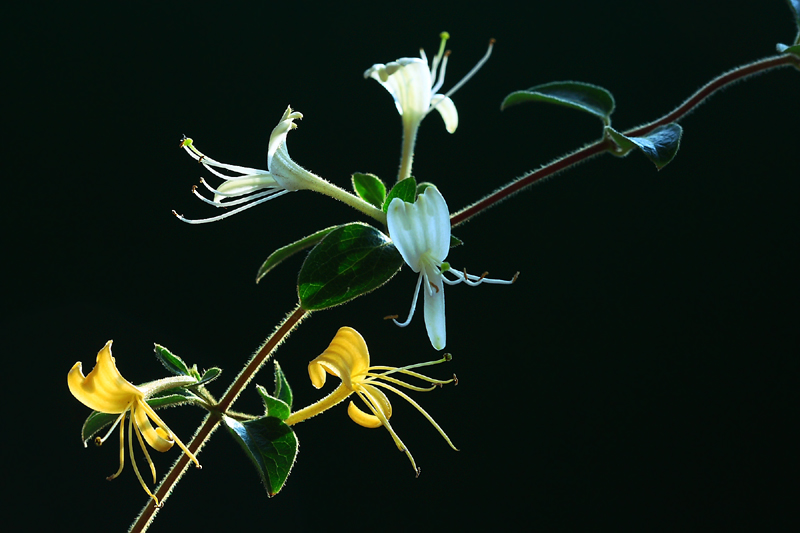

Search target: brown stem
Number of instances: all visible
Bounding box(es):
[451,53,798,228]
[129,304,309,532]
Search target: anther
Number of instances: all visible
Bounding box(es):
[430,281,440,293]
[443,352,453,362]
[453,374,459,385]
[94,436,103,446]
[198,155,205,163]
[415,467,422,478]
[511,271,520,283]
[384,314,399,321]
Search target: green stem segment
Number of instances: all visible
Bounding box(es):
[450,53,799,228]
[129,305,309,533]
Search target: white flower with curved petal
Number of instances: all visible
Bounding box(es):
[387,186,516,350]
[365,33,494,180]
[174,106,324,224]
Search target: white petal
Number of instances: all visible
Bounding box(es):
[214,175,280,197]
[416,187,451,262]
[430,94,458,133]
[423,272,446,350]
[387,186,452,271]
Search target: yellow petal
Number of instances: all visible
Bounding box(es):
[308,327,370,390]
[133,401,175,453]
[347,383,393,428]
[68,341,143,414]
[347,401,382,428]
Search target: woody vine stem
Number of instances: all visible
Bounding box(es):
[128,50,797,533]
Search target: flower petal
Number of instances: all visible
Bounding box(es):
[133,401,175,453]
[308,327,371,391]
[423,273,447,350]
[68,341,143,414]
[388,186,451,272]
[430,94,458,133]
[367,58,433,122]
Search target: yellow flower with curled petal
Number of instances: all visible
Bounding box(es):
[68,341,201,506]
[285,327,457,476]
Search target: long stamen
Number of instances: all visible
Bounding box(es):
[430,51,450,95]
[429,31,450,84]
[392,273,424,327]
[192,186,279,208]
[106,411,128,481]
[441,38,495,100]
[173,188,291,224]
[132,406,159,484]
[94,410,127,447]
[364,373,439,392]
[138,399,201,469]
[356,390,419,476]
[368,381,458,451]
[128,411,161,507]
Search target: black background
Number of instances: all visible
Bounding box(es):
[5,1,799,531]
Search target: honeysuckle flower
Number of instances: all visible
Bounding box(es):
[387,186,517,350]
[68,341,201,506]
[364,32,494,180]
[174,106,326,224]
[284,327,457,476]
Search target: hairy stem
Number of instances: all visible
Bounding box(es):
[451,53,799,228]
[129,304,309,532]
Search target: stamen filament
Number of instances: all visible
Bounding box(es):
[368,381,458,451]
[393,273,424,327]
[441,38,495,100]
[172,189,291,224]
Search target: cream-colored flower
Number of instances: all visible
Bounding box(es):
[285,327,456,476]
[387,186,517,350]
[174,106,324,224]
[364,32,494,180]
[68,341,201,506]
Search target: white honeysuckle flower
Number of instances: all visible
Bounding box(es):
[387,186,516,350]
[174,106,324,224]
[364,32,494,181]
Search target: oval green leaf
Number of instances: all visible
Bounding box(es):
[154,344,191,376]
[298,222,403,310]
[501,81,616,125]
[223,415,298,496]
[352,172,387,209]
[256,225,340,283]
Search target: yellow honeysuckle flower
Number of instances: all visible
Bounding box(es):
[68,341,201,506]
[285,327,457,476]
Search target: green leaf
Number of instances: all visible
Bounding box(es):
[223,415,298,496]
[192,367,222,388]
[352,172,387,209]
[298,222,404,310]
[605,123,683,170]
[272,361,293,408]
[80,394,191,446]
[154,344,192,376]
[501,81,616,125]
[256,226,340,283]
[255,385,291,421]
[383,177,417,212]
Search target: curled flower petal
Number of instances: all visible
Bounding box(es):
[68,341,142,414]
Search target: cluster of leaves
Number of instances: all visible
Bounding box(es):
[502,81,683,170]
